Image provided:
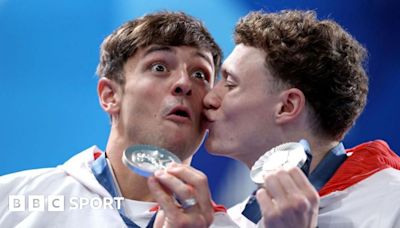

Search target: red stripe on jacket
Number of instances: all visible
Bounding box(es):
[319,140,400,196]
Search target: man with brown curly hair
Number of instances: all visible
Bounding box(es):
[204,10,400,227]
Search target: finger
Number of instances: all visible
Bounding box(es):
[288,167,315,192]
[148,173,211,228]
[274,169,302,195]
[256,188,285,228]
[153,209,166,228]
[166,164,211,198]
[166,165,213,210]
[288,167,319,205]
[262,171,288,202]
[262,170,302,222]
[256,188,275,215]
[165,164,214,224]
[153,169,198,209]
[147,176,181,217]
[273,168,317,212]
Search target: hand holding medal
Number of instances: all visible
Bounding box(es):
[122,145,214,228]
[250,140,319,228]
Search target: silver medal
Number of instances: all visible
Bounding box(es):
[250,140,309,184]
[122,144,181,177]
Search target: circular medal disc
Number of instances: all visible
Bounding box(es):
[122,144,182,177]
[250,142,307,184]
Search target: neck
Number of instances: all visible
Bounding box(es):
[103,126,194,202]
[277,116,340,173]
[105,130,154,202]
[307,137,340,172]
[110,154,154,201]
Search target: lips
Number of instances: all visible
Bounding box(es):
[203,109,215,122]
[202,110,215,130]
[166,105,192,123]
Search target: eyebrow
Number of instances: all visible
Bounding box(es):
[145,45,212,65]
[222,68,238,81]
[143,45,175,57]
[194,51,213,68]
[142,45,214,73]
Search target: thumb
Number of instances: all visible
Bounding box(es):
[153,209,166,228]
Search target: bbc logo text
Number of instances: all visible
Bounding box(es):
[8,195,124,211]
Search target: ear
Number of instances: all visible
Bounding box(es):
[275,88,305,124]
[97,77,122,116]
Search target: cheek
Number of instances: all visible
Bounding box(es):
[127,80,164,107]
[223,110,251,142]
[191,87,208,113]
[121,89,159,121]
[213,100,245,141]
[126,75,161,95]
[221,96,267,132]
[193,85,208,100]
[221,98,246,122]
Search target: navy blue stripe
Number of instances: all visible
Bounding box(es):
[309,143,347,191]
[92,153,156,228]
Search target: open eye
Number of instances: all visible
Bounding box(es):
[192,70,207,81]
[151,64,167,72]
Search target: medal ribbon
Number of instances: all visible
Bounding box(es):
[92,152,157,228]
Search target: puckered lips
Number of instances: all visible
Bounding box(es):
[202,109,215,130]
[165,105,192,124]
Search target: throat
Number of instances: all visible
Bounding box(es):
[108,157,155,202]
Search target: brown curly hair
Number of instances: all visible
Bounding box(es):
[96,11,222,85]
[235,10,368,140]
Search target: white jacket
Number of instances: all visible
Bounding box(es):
[0,146,237,228]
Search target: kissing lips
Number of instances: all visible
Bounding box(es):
[201,110,215,130]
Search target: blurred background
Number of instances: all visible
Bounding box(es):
[1,0,399,207]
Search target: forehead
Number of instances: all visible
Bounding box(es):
[222,44,271,81]
[223,44,265,68]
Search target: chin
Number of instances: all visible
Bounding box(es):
[205,139,226,156]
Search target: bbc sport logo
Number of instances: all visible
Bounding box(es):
[9,195,124,211]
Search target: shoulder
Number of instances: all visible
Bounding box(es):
[0,147,120,227]
[319,168,400,227]
[0,145,105,200]
[0,146,99,195]
[0,168,63,194]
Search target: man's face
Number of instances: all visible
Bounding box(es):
[116,45,214,161]
[203,44,281,166]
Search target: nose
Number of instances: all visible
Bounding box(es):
[172,71,192,96]
[203,83,222,110]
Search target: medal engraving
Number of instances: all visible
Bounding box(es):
[123,145,181,177]
[250,140,309,184]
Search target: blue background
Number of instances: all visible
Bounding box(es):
[1,0,399,206]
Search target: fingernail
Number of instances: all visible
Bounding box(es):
[154,170,164,177]
[167,162,178,168]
